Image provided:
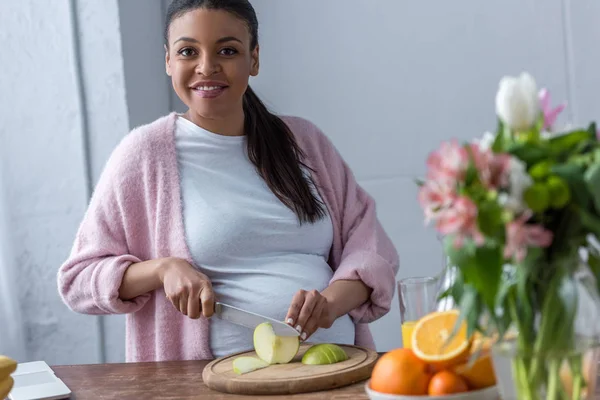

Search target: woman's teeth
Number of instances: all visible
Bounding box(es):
[197,86,221,91]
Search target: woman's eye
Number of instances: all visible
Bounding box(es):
[178,48,196,57]
[219,48,238,56]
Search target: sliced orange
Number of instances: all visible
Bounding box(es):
[411,309,471,369]
[453,352,496,389]
[471,331,495,352]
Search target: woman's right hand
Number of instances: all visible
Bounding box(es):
[158,258,215,319]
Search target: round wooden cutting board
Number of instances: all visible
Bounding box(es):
[202,343,378,395]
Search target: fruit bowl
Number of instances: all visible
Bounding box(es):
[364,380,499,400]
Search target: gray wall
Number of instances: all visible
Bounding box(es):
[118,0,171,130]
[0,0,129,364]
[245,0,598,351]
[1,0,598,365]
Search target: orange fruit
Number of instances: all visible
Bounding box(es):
[369,348,431,395]
[412,309,471,369]
[428,370,469,396]
[453,352,496,389]
[452,331,497,389]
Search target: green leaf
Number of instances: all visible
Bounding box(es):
[444,235,477,268]
[551,163,591,209]
[584,163,600,213]
[437,267,464,305]
[548,128,594,153]
[492,120,507,152]
[495,270,516,307]
[505,142,550,168]
[493,269,517,339]
[444,237,502,312]
[588,122,598,141]
[448,284,479,343]
[587,245,600,294]
[533,266,578,355]
[476,201,503,237]
[516,264,535,343]
[574,206,600,239]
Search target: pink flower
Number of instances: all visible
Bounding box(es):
[504,213,553,262]
[435,196,484,247]
[469,144,511,189]
[539,88,566,131]
[426,140,469,183]
[418,180,455,224]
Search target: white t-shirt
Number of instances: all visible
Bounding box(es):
[175,116,355,357]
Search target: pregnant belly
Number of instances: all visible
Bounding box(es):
[203,258,356,358]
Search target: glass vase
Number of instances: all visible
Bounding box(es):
[490,262,600,400]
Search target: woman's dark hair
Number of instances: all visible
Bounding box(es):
[165,0,326,224]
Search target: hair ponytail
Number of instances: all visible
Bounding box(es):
[243,86,326,224]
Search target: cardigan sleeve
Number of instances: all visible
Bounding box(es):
[57,135,151,315]
[321,134,400,324]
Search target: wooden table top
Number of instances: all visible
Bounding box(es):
[51,358,600,399]
[52,359,370,399]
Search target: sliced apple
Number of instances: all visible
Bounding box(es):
[253,322,300,364]
[301,343,348,365]
[232,356,270,375]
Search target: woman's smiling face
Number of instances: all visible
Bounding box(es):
[165,8,259,120]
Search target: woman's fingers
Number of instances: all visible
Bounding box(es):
[285,290,306,331]
[301,298,326,341]
[178,293,189,316]
[187,291,201,319]
[295,290,320,334]
[200,284,215,318]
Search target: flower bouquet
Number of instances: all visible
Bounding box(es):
[418,72,600,399]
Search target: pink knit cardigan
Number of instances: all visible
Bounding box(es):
[57,113,400,362]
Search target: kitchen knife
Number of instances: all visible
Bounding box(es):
[213,302,300,337]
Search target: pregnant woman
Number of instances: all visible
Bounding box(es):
[57,0,399,362]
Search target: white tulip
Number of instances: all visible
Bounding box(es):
[495,72,540,131]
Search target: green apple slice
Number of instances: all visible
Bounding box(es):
[253,322,300,364]
[232,356,269,375]
[301,343,349,365]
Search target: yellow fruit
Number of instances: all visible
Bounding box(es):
[0,376,14,400]
[411,310,471,369]
[0,356,17,378]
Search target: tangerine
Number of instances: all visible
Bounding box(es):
[369,348,430,395]
[428,370,469,396]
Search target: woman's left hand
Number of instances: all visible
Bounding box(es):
[285,289,337,341]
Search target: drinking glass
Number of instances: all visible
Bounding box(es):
[398,276,440,349]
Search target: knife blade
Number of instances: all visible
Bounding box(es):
[213,302,300,337]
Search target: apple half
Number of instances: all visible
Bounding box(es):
[253,322,300,364]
